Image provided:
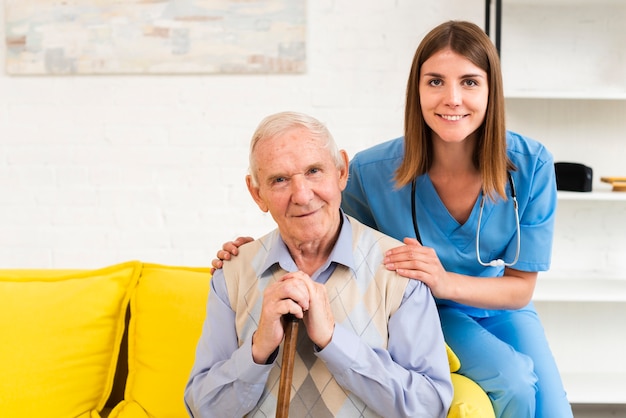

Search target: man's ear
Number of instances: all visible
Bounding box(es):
[246,175,269,212]
[338,149,350,190]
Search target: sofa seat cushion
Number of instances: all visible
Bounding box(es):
[0,261,141,418]
[109,264,211,418]
[448,373,496,418]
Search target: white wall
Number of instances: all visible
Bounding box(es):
[2,2,625,270]
[0,1,483,268]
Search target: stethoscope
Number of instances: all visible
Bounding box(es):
[411,172,520,267]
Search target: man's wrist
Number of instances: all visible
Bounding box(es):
[251,331,279,364]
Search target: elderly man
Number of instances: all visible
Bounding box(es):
[184,111,452,417]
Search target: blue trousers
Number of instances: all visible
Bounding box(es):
[439,305,573,418]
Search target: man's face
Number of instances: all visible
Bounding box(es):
[247,127,349,247]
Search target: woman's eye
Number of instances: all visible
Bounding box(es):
[463,79,478,87]
[428,79,442,86]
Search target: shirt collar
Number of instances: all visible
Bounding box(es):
[260,210,355,280]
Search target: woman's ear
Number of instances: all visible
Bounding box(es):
[246,175,269,212]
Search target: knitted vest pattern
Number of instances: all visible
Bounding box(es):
[223,216,408,417]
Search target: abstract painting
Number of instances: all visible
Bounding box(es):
[4,0,306,75]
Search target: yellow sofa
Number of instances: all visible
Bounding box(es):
[0,261,494,418]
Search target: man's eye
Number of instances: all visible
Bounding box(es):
[274,177,286,184]
[308,168,320,175]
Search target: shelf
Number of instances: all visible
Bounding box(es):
[557,190,626,202]
[506,91,626,101]
[499,2,625,100]
[533,279,626,302]
[504,0,624,4]
[563,372,626,404]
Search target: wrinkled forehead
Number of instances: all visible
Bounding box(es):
[256,126,317,153]
[254,131,332,173]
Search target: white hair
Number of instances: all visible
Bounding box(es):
[248,111,344,187]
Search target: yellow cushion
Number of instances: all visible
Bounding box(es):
[0,261,141,418]
[448,373,496,418]
[109,264,211,418]
[446,344,495,418]
[446,344,461,373]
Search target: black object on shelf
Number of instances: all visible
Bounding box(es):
[555,162,593,192]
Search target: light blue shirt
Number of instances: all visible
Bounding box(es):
[342,131,557,318]
[185,213,452,417]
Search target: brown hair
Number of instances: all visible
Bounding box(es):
[396,20,514,200]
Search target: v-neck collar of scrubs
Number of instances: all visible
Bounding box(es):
[416,174,490,250]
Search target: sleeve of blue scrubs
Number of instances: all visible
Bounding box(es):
[515,145,557,272]
[315,280,453,418]
[341,155,378,230]
[184,269,273,418]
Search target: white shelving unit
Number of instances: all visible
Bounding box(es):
[557,190,626,202]
[500,0,626,100]
[496,0,626,406]
[534,278,626,303]
[534,194,626,405]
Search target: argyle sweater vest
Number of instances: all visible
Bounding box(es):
[223,216,409,417]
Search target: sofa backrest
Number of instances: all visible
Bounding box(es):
[1,262,212,418]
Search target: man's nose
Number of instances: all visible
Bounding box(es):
[291,176,313,204]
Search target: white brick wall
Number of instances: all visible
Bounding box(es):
[0,1,482,268]
[1,1,624,272]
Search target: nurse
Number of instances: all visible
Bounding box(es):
[340,21,572,418]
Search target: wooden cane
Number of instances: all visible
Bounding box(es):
[276,314,299,418]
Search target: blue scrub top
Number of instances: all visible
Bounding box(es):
[341,130,557,317]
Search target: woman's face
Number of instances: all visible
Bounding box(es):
[419,48,489,145]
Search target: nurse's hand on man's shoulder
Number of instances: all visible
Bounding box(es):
[211,236,255,273]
